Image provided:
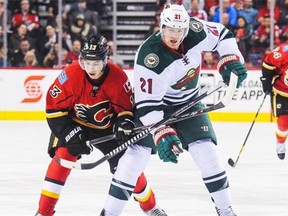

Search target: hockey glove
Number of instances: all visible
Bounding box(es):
[154,126,183,164]
[260,76,273,95]
[113,111,135,144]
[62,126,92,156]
[217,54,247,88]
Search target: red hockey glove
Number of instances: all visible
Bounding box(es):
[154,126,183,163]
[217,54,247,88]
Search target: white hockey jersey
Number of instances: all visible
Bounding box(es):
[134,17,244,126]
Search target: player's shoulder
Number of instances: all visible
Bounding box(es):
[106,61,128,83]
[136,33,178,74]
[56,61,84,85]
[107,61,126,77]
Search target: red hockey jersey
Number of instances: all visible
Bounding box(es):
[263,42,288,97]
[46,61,133,135]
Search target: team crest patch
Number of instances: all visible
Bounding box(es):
[144,53,159,68]
[189,20,203,32]
[283,45,288,52]
[58,70,68,85]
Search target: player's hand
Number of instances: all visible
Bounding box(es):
[113,111,135,144]
[260,76,272,95]
[217,54,247,88]
[154,126,183,163]
[62,126,92,156]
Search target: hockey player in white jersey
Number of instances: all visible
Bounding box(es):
[99,4,247,216]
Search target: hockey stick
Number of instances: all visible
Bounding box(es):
[87,72,237,146]
[56,72,238,170]
[228,93,268,168]
[88,81,235,146]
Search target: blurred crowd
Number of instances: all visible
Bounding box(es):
[0,0,286,69]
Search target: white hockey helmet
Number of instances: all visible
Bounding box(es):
[160,4,190,38]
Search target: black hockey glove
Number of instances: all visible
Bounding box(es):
[62,126,92,156]
[217,54,247,88]
[113,111,135,144]
[260,76,273,95]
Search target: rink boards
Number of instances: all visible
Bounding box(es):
[0,68,272,122]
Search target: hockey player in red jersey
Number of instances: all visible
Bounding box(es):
[35,34,167,216]
[261,41,288,160]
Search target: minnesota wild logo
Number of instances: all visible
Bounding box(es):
[144,53,159,68]
[189,20,203,32]
[171,66,200,90]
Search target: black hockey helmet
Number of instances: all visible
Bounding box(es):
[80,34,109,61]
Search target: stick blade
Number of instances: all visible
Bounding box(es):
[228,158,236,167]
[54,157,83,170]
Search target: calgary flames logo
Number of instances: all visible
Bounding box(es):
[74,101,113,129]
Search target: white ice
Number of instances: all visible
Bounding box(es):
[1,121,287,216]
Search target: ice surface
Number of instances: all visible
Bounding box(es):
[1,121,287,215]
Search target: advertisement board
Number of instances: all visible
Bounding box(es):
[0,69,271,121]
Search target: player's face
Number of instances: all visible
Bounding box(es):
[83,59,104,79]
[162,26,186,50]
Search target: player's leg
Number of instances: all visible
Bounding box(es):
[101,145,152,215]
[99,138,166,215]
[35,134,77,216]
[275,115,288,159]
[133,173,167,215]
[272,94,288,159]
[188,139,236,215]
[174,109,236,215]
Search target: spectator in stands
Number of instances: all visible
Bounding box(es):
[65,0,99,35]
[212,0,238,27]
[201,51,217,69]
[40,25,58,59]
[252,15,281,51]
[238,0,259,30]
[23,49,39,68]
[278,0,288,27]
[205,0,219,21]
[257,0,280,25]
[0,0,12,31]
[182,0,205,10]
[61,25,72,52]
[188,0,208,20]
[222,12,236,32]
[12,0,40,38]
[70,13,95,41]
[43,43,70,69]
[66,39,81,62]
[234,16,253,61]
[10,38,32,67]
[232,0,244,11]
[46,5,57,28]
[8,23,35,58]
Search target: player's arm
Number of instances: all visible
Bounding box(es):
[260,51,280,95]
[202,20,247,88]
[46,76,91,156]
